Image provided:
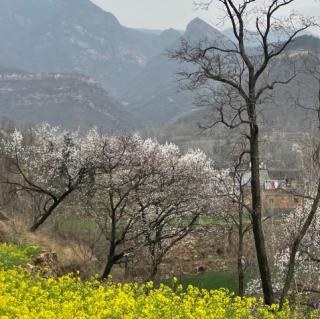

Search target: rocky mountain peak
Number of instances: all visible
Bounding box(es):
[184,17,227,43]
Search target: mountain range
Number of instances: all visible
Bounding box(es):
[0,0,180,95]
[0,66,136,131]
[0,0,320,133]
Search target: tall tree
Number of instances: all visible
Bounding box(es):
[171,0,315,304]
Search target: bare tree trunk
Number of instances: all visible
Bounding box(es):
[30,189,73,232]
[237,234,245,296]
[101,256,115,280]
[148,262,159,281]
[227,225,234,252]
[250,119,274,305]
[101,207,117,280]
[30,205,57,232]
[147,243,162,281]
[237,206,245,297]
[100,244,124,280]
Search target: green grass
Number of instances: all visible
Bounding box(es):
[179,271,239,291]
[164,269,258,293]
[0,243,41,269]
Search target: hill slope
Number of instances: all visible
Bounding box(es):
[120,18,229,128]
[0,67,136,131]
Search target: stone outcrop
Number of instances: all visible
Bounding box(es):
[32,252,60,278]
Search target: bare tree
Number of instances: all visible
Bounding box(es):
[170,0,315,304]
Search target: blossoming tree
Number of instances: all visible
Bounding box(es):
[2,124,94,231]
[136,146,219,280]
[84,134,220,279]
[2,124,223,280]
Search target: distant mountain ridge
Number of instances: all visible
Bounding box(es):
[0,0,181,95]
[221,27,312,47]
[0,66,137,131]
[0,0,319,132]
[117,18,230,128]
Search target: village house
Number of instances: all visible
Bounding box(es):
[240,166,302,216]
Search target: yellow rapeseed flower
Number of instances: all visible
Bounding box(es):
[0,243,317,319]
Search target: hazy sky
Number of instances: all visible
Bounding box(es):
[91,0,320,35]
[91,0,213,30]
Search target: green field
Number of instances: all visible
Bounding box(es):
[164,269,258,293]
[179,271,238,291]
